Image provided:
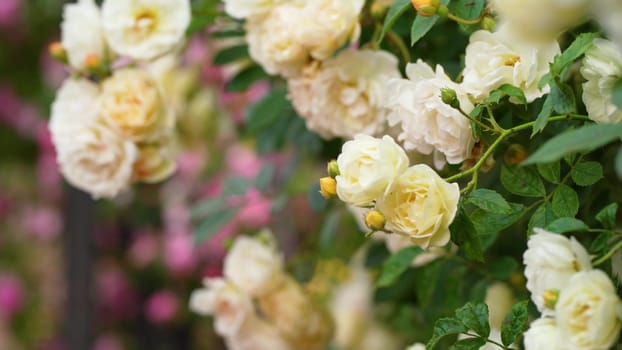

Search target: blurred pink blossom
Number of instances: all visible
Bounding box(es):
[145,290,179,325]
[96,266,138,322]
[163,234,196,275]
[220,81,269,123]
[40,48,67,89]
[92,335,124,350]
[237,189,272,228]
[176,150,206,179]
[0,0,21,30]
[128,231,159,269]
[20,206,62,240]
[0,273,24,320]
[225,144,263,179]
[0,86,44,139]
[184,35,211,66]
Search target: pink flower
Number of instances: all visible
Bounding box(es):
[96,266,138,321]
[128,230,159,268]
[20,206,62,240]
[0,0,21,30]
[92,335,123,350]
[145,290,179,324]
[225,144,263,179]
[176,150,206,179]
[237,189,272,228]
[163,234,197,275]
[0,273,24,320]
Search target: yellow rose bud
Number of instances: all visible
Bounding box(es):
[412,0,440,16]
[49,42,68,64]
[365,210,386,231]
[319,177,337,199]
[327,160,340,178]
[543,289,560,310]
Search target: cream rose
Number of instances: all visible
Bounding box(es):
[133,142,176,183]
[101,0,190,61]
[556,270,622,349]
[523,318,561,350]
[100,68,171,142]
[375,164,460,249]
[335,135,409,206]
[462,28,560,103]
[245,2,309,78]
[189,278,255,337]
[224,233,285,297]
[288,49,401,139]
[386,60,474,168]
[61,0,106,70]
[223,0,286,19]
[580,38,622,123]
[592,0,622,52]
[49,78,102,139]
[523,228,592,314]
[225,316,292,350]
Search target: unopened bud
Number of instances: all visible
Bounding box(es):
[327,160,340,178]
[370,0,389,21]
[319,177,337,199]
[543,289,560,310]
[84,53,102,69]
[365,210,386,231]
[504,144,528,165]
[411,0,440,16]
[481,16,496,31]
[49,42,68,64]
[440,88,460,109]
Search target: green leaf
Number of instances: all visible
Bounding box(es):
[570,161,603,186]
[483,84,527,105]
[450,337,487,350]
[550,81,576,114]
[467,189,512,214]
[222,176,250,196]
[226,65,269,92]
[501,300,529,346]
[428,317,468,350]
[411,14,440,46]
[213,45,248,65]
[379,0,411,43]
[536,160,560,183]
[195,207,239,244]
[546,217,589,233]
[471,203,525,236]
[552,184,579,217]
[528,203,557,235]
[448,0,485,20]
[532,95,553,136]
[414,260,442,306]
[191,197,225,219]
[523,123,622,165]
[245,87,289,133]
[377,246,423,287]
[450,207,484,262]
[319,211,340,255]
[612,77,622,109]
[455,302,490,337]
[591,231,613,255]
[255,164,275,192]
[596,203,618,229]
[551,32,599,77]
[615,146,622,179]
[500,164,546,197]
[490,256,518,280]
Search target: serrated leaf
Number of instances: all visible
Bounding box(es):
[552,184,579,217]
[195,207,239,244]
[379,0,411,43]
[483,84,527,105]
[523,124,622,165]
[546,217,589,233]
[532,94,554,136]
[450,337,487,350]
[428,317,468,349]
[226,65,269,92]
[550,81,576,114]
[613,77,622,109]
[448,0,485,20]
[528,203,557,235]
[536,160,560,183]
[245,87,289,133]
[490,256,518,280]
[455,302,490,337]
[571,161,603,186]
[450,207,484,262]
[471,203,525,236]
[377,246,422,287]
[501,300,529,346]
[213,45,248,65]
[596,203,618,229]
[501,164,546,197]
[411,14,440,46]
[467,189,512,213]
[551,32,599,77]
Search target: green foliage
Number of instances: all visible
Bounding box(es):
[551,184,579,217]
[500,301,529,346]
[448,0,485,20]
[550,32,599,77]
[490,256,518,280]
[427,302,491,349]
[528,203,557,235]
[213,45,249,65]
[467,189,512,214]
[411,14,441,46]
[546,217,589,233]
[483,84,527,105]
[501,164,546,197]
[450,207,484,262]
[596,203,618,229]
[612,77,622,109]
[570,161,604,186]
[380,0,412,43]
[226,65,270,92]
[377,246,423,288]
[536,160,561,183]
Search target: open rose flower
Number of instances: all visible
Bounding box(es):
[524,318,561,350]
[133,142,176,183]
[61,0,106,70]
[223,0,286,19]
[376,164,459,249]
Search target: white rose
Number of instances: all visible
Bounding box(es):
[592,0,622,52]
[61,0,106,70]
[580,38,622,123]
[50,79,137,199]
[556,270,622,349]
[224,233,285,297]
[376,164,460,249]
[336,134,409,206]
[226,316,292,350]
[405,343,426,350]
[523,228,592,314]
[462,28,560,103]
[298,0,364,60]
[245,2,309,78]
[489,0,588,41]
[101,0,190,61]
[386,60,474,168]
[189,278,255,337]
[100,68,172,142]
[224,0,286,19]
[133,142,176,183]
[523,318,561,350]
[288,49,401,139]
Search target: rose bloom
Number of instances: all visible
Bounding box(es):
[386,60,474,168]
[524,317,561,350]
[556,270,622,349]
[101,0,190,61]
[462,28,560,103]
[376,164,460,249]
[489,0,588,41]
[133,142,176,183]
[288,49,400,139]
[523,228,592,314]
[189,278,255,337]
[225,315,292,350]
[336,135,409,206]
[61,0,106,70]
[224,233,285,297]
[581,38,622,123]
[223,0,287,19]
[101,68,171,142]
[592,0,622,52]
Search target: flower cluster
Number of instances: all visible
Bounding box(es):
[189,232,333,350]
[523,228,622,349]
[49,0,191,198]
